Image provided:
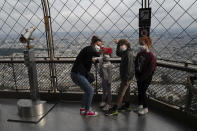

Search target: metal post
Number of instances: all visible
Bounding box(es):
[41,0,57,92]
[11,57,18,91]
[95,63,98,95]
[185,76,192,113]
[142,0,150,8]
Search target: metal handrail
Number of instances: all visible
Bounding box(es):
[0,57,197,73]
[0,57,197,114]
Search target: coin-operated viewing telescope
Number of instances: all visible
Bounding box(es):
[19,27,38,100]
[19,27,35,44]
[13,27,47,121]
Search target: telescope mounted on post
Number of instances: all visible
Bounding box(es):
[19,26,36,49]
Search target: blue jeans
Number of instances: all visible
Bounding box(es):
[71,72,94,111]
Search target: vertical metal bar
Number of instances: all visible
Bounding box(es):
[186,86,192,113]
[148,0,150,8]
[42,0,57,93]
[142,0,143,8]
[11,58,18,91]
[95,63,98,95]
[185,76,192,113]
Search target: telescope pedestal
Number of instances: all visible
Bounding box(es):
[17,99,46,117]
[7,99,56,124]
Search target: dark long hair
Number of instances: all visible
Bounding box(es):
[91,35,102,45]
[117,39,131,49]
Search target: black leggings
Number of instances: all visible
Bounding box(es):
[137,75,153,108]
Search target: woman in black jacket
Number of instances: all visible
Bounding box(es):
[71,36,102,116]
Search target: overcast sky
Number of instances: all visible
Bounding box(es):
[0,0,196,36]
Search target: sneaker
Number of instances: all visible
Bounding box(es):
[80,108,85,115]
[133,105,143,112]
[102,104,110,111]
[99,102,106,108]
[118,104,132,112]
[105,106,118,116]
[85,110,98,116]
[138,108,148,115]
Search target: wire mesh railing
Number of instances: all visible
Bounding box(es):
[150,0,197,63]
[0,0,197,116]
[49,0,141,57]
[0,0,196,63]
[191,95,197,113]
[149,66,189,108]
[0,0,48,58]
[0,58,197,113]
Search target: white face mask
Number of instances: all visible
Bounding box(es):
[139,45,146,51]
[120,45,127,51]
[95,45,101,52]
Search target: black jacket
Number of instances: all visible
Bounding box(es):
[71,46,100,77]
[116,44,135,82]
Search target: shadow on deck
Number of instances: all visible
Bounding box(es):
[0,98,196,131]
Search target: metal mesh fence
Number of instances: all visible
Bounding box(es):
[149,66,191,108]
[0,63,16,90]
[48,0,197,63]
[56,63,76,92]
[191,94,197,113]
[14,63,29,90]
[0,59,196,113]
[0,62,52,91]
[0,0,197,114]
[0,0,48,58]
[36,63,52,91]
[49,0,141,57]
[150,0,197,63]
[1,0,196,62]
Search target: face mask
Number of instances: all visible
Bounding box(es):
[120,45,127,51]
[139,45,146,51]
[95,45,101,52]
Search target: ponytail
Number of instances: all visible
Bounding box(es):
[139,36,152,49]
[91,35,102,45]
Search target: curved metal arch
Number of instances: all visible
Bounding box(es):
[41,0,57,92]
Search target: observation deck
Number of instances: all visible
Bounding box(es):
[0,0,197,131]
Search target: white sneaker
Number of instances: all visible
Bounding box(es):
[138,108,148,115]
[102,104,110,111]
[99,102,106,108]
[134,105,143,112]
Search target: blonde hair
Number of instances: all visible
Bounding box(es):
[139,36,152,49]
